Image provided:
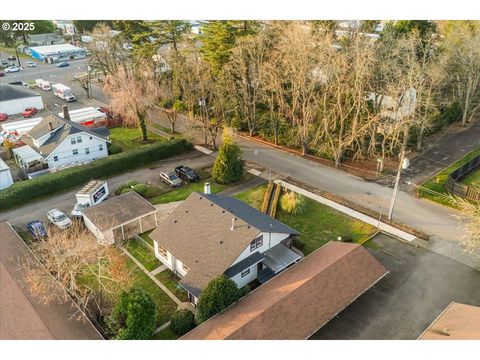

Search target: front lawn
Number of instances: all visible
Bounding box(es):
[420,148,480,208]
[109,127,166,151]
[150,178,227,204]
[156,269,189,302]
[235,185,376,255]
[124,239,159,272]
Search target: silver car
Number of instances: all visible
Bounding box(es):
[159,171,182,188]
[47,209,72,229]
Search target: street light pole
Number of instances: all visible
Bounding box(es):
[388,144,410,220]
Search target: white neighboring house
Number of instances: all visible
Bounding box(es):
[149,192,301,305]
[0,159,14,190]
[21,114,110,170]
[0,84,45,115]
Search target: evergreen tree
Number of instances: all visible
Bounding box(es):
[200,21,237,73]
[196,275,244,324]
[107,288,157,340]
[170,309,196,336]
[211,132,244,184]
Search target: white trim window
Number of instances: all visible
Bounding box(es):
[98,144,104,151]
[85,147,90,155]
[241,268,251,278]
[72,149,79,156]
[250,235,263,252]
[182,263,190,273]
[157,246,168,259]
[53,155,59,161]
[76,136,82,143]
[70,137,76,145]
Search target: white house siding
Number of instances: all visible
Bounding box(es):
[154,242,175,269]
[230,263,258,289]
[46,133,108,169]
[230,232,290,267]
[0,97,44,115]
[0,161,14,190]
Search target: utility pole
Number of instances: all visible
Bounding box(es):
[388,145,409,220]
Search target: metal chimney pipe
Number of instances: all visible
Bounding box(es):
[62,105,71,120]
[231,217,235,231]
[204,182,211,195]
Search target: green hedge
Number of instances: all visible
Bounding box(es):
[0,139,192,211]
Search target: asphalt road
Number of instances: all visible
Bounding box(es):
[0,150,213,228]
[310,233,480,340]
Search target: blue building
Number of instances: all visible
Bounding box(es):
[28,44,86,63]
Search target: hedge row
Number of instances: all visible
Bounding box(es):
[0,138,192,211]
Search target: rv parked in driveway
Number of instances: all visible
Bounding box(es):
[52,83,76,102]
[35,79,51,91]
[71,180,109,218]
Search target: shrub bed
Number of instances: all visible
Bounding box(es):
[0,139,192,211]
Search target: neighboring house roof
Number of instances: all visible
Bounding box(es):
[150,192,299,297]
[82,191,156,232]
[0,222,102,340]
[28,33,64,46]
[25,114,109,156]
[0,84,41,102]
[418,302,480,340]
[181,241,388,340]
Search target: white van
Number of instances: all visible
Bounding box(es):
[35,79,51,91]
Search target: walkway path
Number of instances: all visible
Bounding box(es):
[120,246,182,305]
[151,264,167,276]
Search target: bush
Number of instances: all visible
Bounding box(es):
[107,288,157,340]
[109,143,123,155]
[196,275,244,324]
[127,180,139,187]
[0,139,192,211]
[116,183,130,193]
[133,183,148,196]
[170,309,196,336]
[211,134,244,184]
[280,191,305,215]
[121,188,134,194]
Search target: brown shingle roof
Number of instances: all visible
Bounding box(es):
[82,191,156,231]
[418,302,480,340]
[181,241,388,340]
[150,192,268,297]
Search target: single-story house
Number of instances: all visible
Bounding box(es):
[28,44,86,63]
[0,84,44,115]
[27,33,64,47]
[149,192,301,305]
[0,159,14,190]
[83,191,158,245]
[418,302,480,340]
[20,114,109,170]
[181,241,388,340]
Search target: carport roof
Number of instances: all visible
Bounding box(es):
[82,191,156,232]
[181,241,388,340]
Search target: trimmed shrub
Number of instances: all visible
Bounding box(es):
[212,135,244,184]
[280,191,305,215]
[121,188,134,194]
[170,309,196,336]
[133,183,148,196]
[116,183,130,194]
[0,139,192,211]
[109,143,123,155]
[127,180,139,187]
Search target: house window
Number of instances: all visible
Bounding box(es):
[72,149,79,156]
[53,156,58,161]
[85,147,90,155]
[77,136,82,143]
[157,246,167,259]
[70,137,76,145]
[99,144,104,151]
[250,235,263,252]
[182,263,190,272]
[241,268,251,278]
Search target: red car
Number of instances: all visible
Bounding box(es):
[22,107,38,118]
[0,113,8,122]
[0,70,5,77]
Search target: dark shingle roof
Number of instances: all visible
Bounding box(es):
[181,242,388,340]
[203,193,300,235]
[0,84,41,101]
[224,251,265,278]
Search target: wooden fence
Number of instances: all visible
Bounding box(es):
[445,154,480,201]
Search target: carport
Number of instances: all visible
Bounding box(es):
[82,191,158,245]
[12,145,45,172]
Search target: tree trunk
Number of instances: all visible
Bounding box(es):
[416,126,425,152]
[138,111,148,141]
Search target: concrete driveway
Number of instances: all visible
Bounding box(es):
[310,233,480,340]
[0,150,214,228]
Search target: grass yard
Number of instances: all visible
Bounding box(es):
[461,168,480,187]
[151,123,177,136]
[152,327,178,340]
[150,178,227,204]
[235,184,376,255]
[156,269,189,302]
[420,148,480,208]
[124,239,160,272]
[139,231,155,248]
[109,127,166,151]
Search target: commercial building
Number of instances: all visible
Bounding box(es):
[0,84,44,115]
[28,44,86,63]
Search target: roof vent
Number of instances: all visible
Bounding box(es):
[173,220,178,223]
[231,217,236,231]
[222,210,225,213]
[199,196,203,200]
[219,241,224,245]
[185,210,189,214]
[210,203,214,206]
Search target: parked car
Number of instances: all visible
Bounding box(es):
[47,209,72,229]
[159,171,182,188]
[175,165,200,183]
[26,220,47,239]
[5,66,21,73]
[7,56,16,61]
[1,60,8,66]
[0,113,8,122]
[26,61,37,68]
[22,107,38,118]
[0,70,4,77]
[57,61,69,68]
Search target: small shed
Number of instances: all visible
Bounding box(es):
[12,145,45,172]
[82,191,158,245]
[0,159,14,190]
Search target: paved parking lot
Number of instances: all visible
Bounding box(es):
[310,233,480,340]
